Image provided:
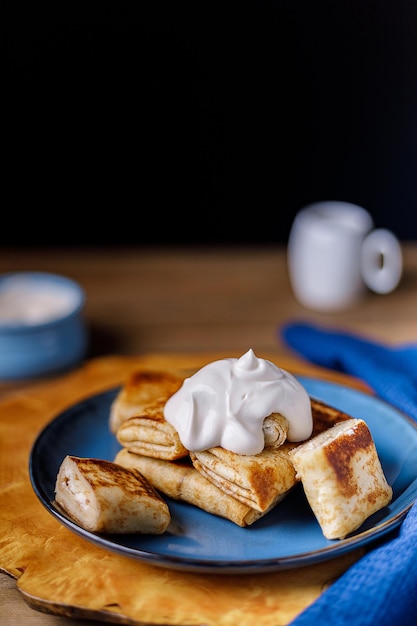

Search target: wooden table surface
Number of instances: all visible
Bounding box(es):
[1,243,417,626]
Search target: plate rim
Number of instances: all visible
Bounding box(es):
[29,377,417,574]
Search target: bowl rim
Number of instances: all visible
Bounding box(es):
[0,271,85,333]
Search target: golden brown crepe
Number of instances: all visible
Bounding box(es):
[116,407,288,462]
[112,364,290,461]
[289,418,393,539]
[110,367,387,533]
[189,443,298,513]
[109,369,184,433]
[116,402,189,460]
[261,413,289,447]
[114,448,274,527]
[55,455,171,534]
[309,397,352,436]
[188,398,352,513]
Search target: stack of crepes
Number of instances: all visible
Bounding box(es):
[111,367,359,528]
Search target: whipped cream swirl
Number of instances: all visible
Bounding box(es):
[164,348,313,455]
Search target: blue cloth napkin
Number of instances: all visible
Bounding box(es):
[281,321,417,423]
[280,322,417,625]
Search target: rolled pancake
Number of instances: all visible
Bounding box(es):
[116,402,189,460]
[190,444,298,513]
[109,369,184,433]
[116,408,288,462]
[189,398,353,513]
[114,448,274,527]
[309,397,352,437]
[289,418,393,539]
[262,413,289,447]
[55,455,171,534]
[113,365,289,459]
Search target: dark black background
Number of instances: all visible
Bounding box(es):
[5,1,417,245]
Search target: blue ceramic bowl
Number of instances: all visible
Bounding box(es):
[0,272,88,380]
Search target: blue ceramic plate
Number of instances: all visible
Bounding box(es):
[29,378,417,574]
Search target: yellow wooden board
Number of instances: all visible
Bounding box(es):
[0,353,368,625]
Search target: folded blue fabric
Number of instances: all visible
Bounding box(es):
[281,322,417,423]
[289,503,417,625]
[280,321,417,625]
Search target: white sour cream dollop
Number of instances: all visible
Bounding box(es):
[163,348,313,455]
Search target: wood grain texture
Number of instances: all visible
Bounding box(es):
[0,353,367,626]
[1,243,415,624]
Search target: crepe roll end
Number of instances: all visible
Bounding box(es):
[54,455,171,534]
[290,418,392,540]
